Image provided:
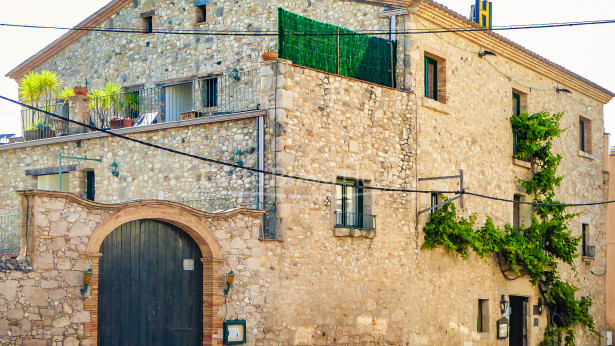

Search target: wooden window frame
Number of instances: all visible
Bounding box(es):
[424,56,438,101]
[579,116,593,154]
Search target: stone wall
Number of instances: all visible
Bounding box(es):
[0,191,273,345]
[0,116,260,215]
[31,0,399,90]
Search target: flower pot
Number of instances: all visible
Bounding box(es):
[109,118,132,129]
[261,52,278,61]
[73,87,88,96]
[23,129,56,141]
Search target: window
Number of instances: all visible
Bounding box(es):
[164,82,194,122]
[513,195,521,231]
[425,57,438,100]
[86,171,95,201]
[581,223,594,257]
[579,116,592,154]
[430,193,443,215]
[37,174,69,192]
[512,90,528,159]
[196,5,207,23]
[334,178,374,230]
[477,299,489,333]
[141,11,155,33]
[201,77,218,108]
[424,53,447,103]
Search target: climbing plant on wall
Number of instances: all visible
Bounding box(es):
[422,111,598,345]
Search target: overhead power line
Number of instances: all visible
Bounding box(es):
[1,95,613,208]
[1,18,615,36]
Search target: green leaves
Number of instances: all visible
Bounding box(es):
[423,111,595,344]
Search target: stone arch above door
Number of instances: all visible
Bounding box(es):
[87,202,225,258]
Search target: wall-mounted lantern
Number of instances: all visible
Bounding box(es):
[223,271,235,296]
[500,295,509,314]
[80,269,93,295]
[110,161,119,177]
[231,68,241,82]
[234,149,244,167]
[537,297,544,315]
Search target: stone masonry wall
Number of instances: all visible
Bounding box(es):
[31,0,400,90]
[0,117,260,215]
[0,192,275,345]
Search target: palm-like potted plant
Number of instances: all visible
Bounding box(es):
[19,70,63,140]
[88,82,132,129]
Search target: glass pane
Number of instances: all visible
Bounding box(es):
[336,185,343,212]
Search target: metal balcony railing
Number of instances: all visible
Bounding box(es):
[0,214,20,255]
[20,70,260,141]
[21,103,70,141]
[334,211,376,231]
[583,245,595,258]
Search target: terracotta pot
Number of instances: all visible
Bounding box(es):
[109,118,132,129]
[73,87,88,96]
[261,52,278,61]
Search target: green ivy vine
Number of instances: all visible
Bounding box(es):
[422,111,598,345]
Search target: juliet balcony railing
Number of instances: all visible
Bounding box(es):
[334,211,376,231]
[18,70,259,141]
[583,245,595,258]
[0,214,20,255]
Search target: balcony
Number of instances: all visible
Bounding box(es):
[19,70,259,142]
[0,214,20,256]
[334,211,376,231]
[582,245,595,258]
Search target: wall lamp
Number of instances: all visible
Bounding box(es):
[556,87,572,94]
[478,50,497,58]
[110,161,119,177]
[80,269,93,295]
[537,297,544,315]
[500,295,509,314]
[231,68,241,82]
[223,271,235,295]
[233,147,256,167]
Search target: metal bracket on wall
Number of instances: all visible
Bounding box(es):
[417,169,464,215]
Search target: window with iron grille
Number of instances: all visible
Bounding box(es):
[334,178,375,230]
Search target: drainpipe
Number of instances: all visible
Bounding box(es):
[256,116,265,209]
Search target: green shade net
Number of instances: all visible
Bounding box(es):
[278,8,397,88]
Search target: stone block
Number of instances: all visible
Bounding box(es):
[22,287,48,307]
[49,221,69,237]
[68,222,90,237]
[36,253,55,270]
[52,316,70,328]
[0,280,18,301]
[23,340,47,346]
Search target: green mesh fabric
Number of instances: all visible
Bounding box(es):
[278,8,397,87]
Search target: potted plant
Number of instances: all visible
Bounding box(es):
[73,86,88,96]
[109,116,132,129]
[88,82,126,128]
[23,121,56,141]
[261,44,278,61]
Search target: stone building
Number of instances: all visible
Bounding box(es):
[0,0,613,345]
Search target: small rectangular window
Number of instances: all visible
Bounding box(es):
[582,224,594,257]
[430,193,442,215]
[513,195,521,231]
[512,92,521,117]
[579,116,592,154]
[512,90,528,159]
[201,77,218,108]
[86,171,95,201]
[425,57,438,100]
[37,174,69,192]
[144,16,153,33]
[334,178,374,230]
[197,5,207,23]
[478,299,489,332]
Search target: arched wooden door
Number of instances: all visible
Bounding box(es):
[99,219,203,345]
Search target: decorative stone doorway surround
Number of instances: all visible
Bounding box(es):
[18,190,264,346]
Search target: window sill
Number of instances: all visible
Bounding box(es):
[582,255,595,263]
[578,150,594,160]
[333,228,376,239]
[512,158,531,169]
[194,21,208,25]
[420,97,450,114]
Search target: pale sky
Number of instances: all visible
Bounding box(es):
[1,0,614,143]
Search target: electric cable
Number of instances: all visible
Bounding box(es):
[0,95,456,195]
[1,17,615,36]
[3,95,615,207]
